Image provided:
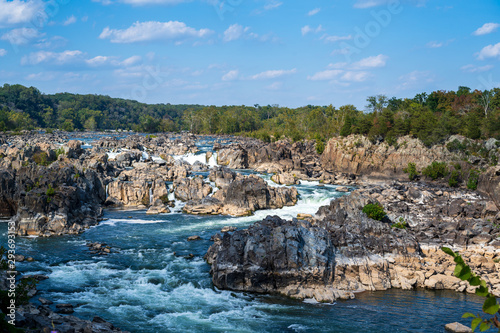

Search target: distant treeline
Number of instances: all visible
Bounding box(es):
[1,83,499,149]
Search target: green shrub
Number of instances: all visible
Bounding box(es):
[403,162,418,181]
[391,217,408,229]
[446,139,467,153]
[315,139,325,155]
[448,170,460,187]
[55,147,65,158]
[46,184,55,197]
[422,161,448,180]
[362,203,386,221]
[32,151,50,166]
[467,169,480,190]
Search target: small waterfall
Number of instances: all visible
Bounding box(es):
[105,184,109,199]
[149,186,153,205]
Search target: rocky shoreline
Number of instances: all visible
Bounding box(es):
[206,182,500,303]
[0,131,499,331]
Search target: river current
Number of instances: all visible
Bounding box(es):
[1,137,486,332]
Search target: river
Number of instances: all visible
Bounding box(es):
[1,136,485,332]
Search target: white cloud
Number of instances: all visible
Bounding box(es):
[0,28,43,45]
[308,8,320,16]
[21,50,85,65]
[321,34,352,43]
[0,49,6,56]
[426,41,443,48]
[223,24,249,42]
[473,23,500,36]
[222,70,239,81]
[353,54,388,68]
[461,64,494,73]
[21,50,142,68]
[341,71,369,82]
[0,0,45,28]
[308,69,343,81]
[99,21,213,43]
[477,43,500,60]
[251,68,296,80]
[63,15,77,26]
[301,25,323,36]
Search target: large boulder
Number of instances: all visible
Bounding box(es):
[205,216,340,302]
[174,177,212,202]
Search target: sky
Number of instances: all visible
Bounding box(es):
[0,0,499,110]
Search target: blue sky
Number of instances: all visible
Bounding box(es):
[0,0,499,109]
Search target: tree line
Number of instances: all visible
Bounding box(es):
[1,83,499,149]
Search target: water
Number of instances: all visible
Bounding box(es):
[1,136,487,332]
[2,181,485,332]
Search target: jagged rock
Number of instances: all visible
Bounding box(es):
[174,177,212,202]
[205,216,338,302]
[271,172,299,185]
[221,226,237,233]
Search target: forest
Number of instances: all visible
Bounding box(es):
[0,83,499,150]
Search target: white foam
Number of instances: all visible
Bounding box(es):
[173,152,218,167]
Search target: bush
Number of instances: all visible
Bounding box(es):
[403,162,418,181]
[315,139,325,155]
[446,139,467,153]
[362,203,386,221]
[422,161,448,180]
[32,152,51,166]
[448,170,460,187]
[391,217,408,229]
[46,184,55,197]
[467,169,480,190]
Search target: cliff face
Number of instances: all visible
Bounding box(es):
[320,135,455,179]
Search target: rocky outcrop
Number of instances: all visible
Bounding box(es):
[205,216,349,302]
[320,135,456,180]
[206,182,500,302]
[216,139,322,179]
[11,164,105,237]
[184,171,298,216]
[174,177,212,201]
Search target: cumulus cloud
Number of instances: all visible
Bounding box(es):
[1,27,43,45]
[473,23,500,36]
[477,43,500,60]
[99,21,213,43]
[308,8,320,16]
[251,68,296,80]
[0,0,44,28]
[222,70,239,81]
